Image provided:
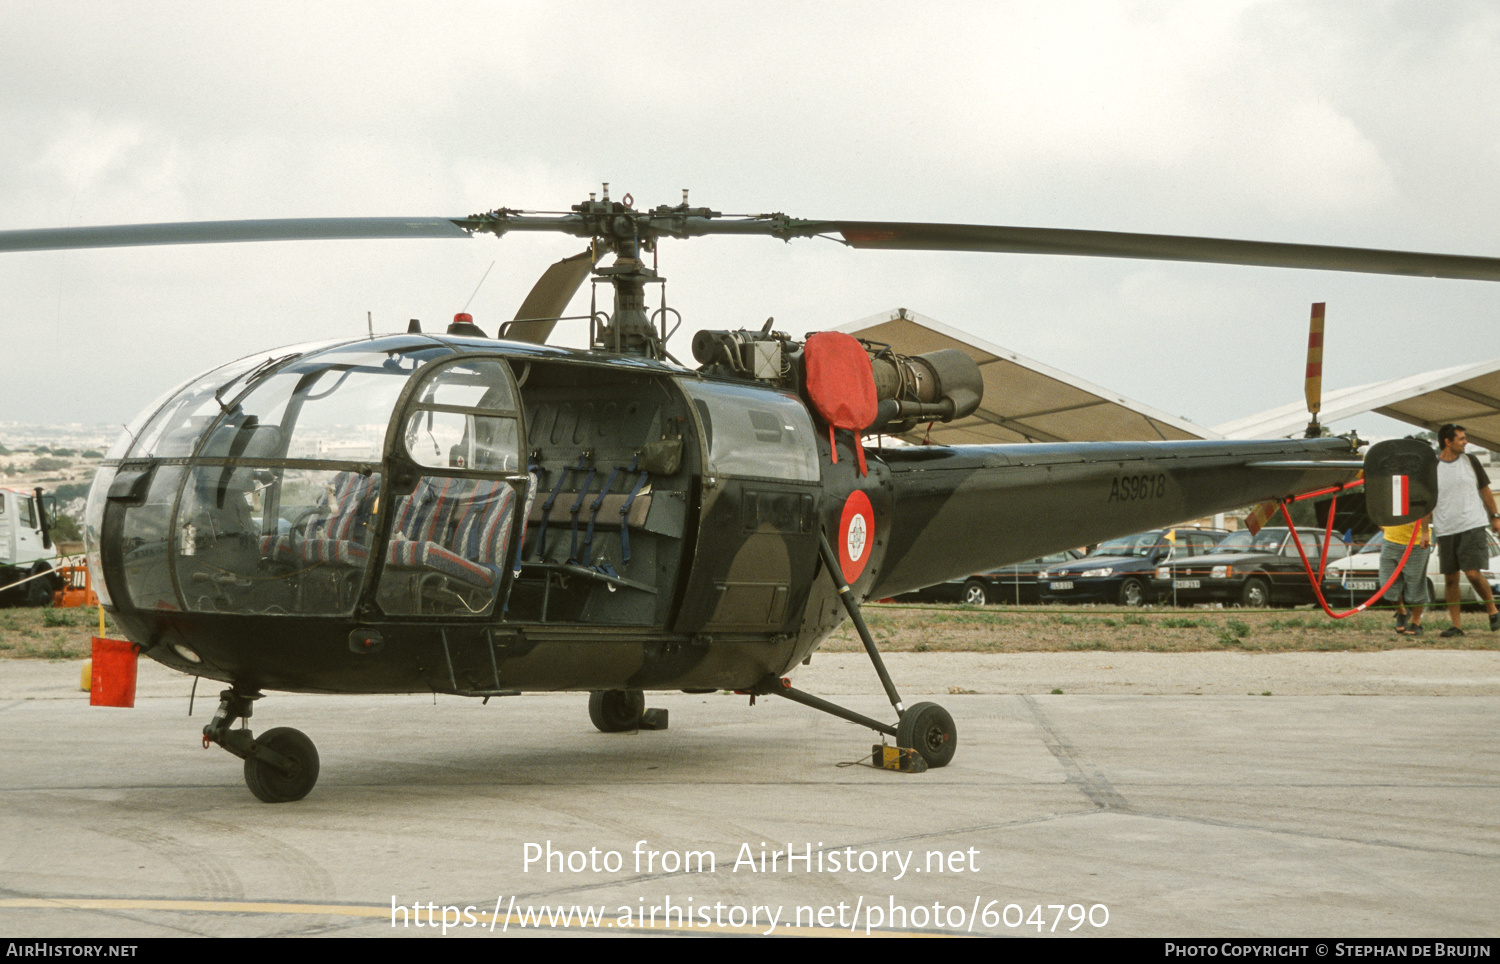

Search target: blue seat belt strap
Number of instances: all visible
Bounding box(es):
[534,455,581,561]
[619,455,648,567]
[567,463,598,565]
[584,463,624,566]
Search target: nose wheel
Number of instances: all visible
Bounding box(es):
[202,688,321,803]
[243,727,320,803]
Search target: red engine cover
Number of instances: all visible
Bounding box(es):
[803,331,877,476]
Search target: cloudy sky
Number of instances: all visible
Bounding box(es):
[3,1,1498,442]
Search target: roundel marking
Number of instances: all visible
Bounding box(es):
[839,490,875,584]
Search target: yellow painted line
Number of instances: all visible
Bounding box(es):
[1,898,386,919]
[0,898,948,937]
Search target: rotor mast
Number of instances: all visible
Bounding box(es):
[460,187,816,359]
[588,185,662,357]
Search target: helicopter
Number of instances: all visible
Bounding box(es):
[0,188,1461,802]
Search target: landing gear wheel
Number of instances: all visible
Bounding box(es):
[1240,577,1270,609]
[897,702,956,768]
[589,689,645,732]
[963,580,989,606]
[243,727,320,803]
[1118,577,1147,607]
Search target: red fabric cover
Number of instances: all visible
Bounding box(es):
[803,332,877,476]
[804,332,878,429]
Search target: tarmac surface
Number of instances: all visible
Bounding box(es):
[1,652,1497,938]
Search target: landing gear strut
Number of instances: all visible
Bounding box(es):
[763,532,957,769]
[202,688,320,803]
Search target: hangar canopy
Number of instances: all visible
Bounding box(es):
[839,309,1216,445]
[1216,357,1500,452]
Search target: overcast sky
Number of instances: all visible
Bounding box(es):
[3,1,1498,443]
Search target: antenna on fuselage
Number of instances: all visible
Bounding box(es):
[463,260,496,312]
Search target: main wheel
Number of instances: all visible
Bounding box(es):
[243,727,319,803]
[963,580,989,606]
[1117,577,1147,607]
[589,689,645,732]
[897,702,957,768]
[1240,577,1270,609]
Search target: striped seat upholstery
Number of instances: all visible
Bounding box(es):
[388,476,463,548]
[451,480,517,570]
[385,477,516,591]
[261,471,381,567]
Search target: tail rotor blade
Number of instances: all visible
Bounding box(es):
[501,248,600,344]
[1304,302,1325,437]
[1245,500,1280,536]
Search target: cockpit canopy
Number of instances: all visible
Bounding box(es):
[87,336,527,618]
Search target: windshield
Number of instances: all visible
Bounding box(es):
[1209,529,1287,554]
[199,340,452,464]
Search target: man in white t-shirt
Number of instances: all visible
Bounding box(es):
[1432,424,1500,637]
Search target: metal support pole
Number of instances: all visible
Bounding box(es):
[769,682,898,737]
[816,529,905,717]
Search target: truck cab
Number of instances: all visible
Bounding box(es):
[0,487,58,605]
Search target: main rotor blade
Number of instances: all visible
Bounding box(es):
[501,248,601,344]
[0,217,473,252]
[812,221,1500,282]
[10,206,1500,285]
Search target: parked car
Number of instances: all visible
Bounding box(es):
[1150,527,1352,608]
[1320,530,1500,609]
[894,550,1084,605]
[964,550,1087,605]
[1039,527,1229,606]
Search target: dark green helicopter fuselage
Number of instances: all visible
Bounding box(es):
[90,332,1359,697]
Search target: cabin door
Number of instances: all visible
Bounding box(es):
[375,358,527,617]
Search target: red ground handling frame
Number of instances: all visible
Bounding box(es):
[1274,479,1423,620]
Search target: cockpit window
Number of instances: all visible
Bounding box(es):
[198,342,452,463]
[412,360,516,412]
[402,360,523,473]
[108,375,198,460]
[403,410,520,471]
[106,339,353,461]
[123,354,274,460]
